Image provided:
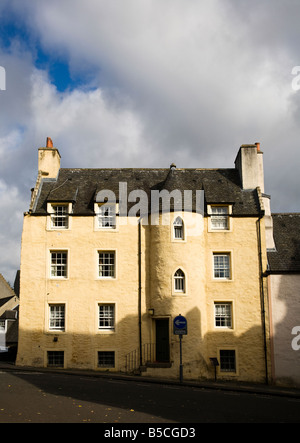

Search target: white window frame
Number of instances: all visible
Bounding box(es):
[98,304,115,331]
[173,268,186,294]
[0,319,6,332]
[98,250,116,279]
[208,205,232,232]
[49,304,66,331]
[47,202,72,230]
[213,253,231,280]
[214,302,233,329]
[50,250,68,279]
[173,216,184,240]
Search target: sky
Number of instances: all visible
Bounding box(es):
[0,0,299,284]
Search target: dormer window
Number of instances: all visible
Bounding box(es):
[97,204,116,229]
[208,205,232,231]
[50,204,69,229]
[47,203,72,230]
[211,206,229,230]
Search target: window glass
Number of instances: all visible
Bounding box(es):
[220,350,236,372]
[213,254,230,279]
[98,205,116,228]
[99,304,115,330]
[98,252,115,277]
[49,304,65,331]
[47,351,64,368]
[98,351,115,368]
[211,206,229,230]
[51,252,68,278]
[174,268,185,292]
[215,303,232,328]
[51,205,69,229]
[173,216,184,239]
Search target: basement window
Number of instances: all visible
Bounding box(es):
[47,351,64,368]
[220,350,236,372]
[98,351,115,368]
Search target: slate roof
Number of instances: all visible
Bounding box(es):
[32,167,261,216]
[267,213,300,273]
[0,296,14,309]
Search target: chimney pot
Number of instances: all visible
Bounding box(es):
[46,137,53,148]
[255,142,260,152]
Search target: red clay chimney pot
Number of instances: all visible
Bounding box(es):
[46,137,53,148]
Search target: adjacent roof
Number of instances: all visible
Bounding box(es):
[267,213,300,273]
[0,274,16,300]
[32,167,261,216]
[0,296,14,309]
[0,307,19,344]
[0,309,18,320]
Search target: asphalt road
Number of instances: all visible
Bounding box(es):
[0,369,300,424]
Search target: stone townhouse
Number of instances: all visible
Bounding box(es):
[16,139,271,383]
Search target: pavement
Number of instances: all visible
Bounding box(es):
[1,360,300,399]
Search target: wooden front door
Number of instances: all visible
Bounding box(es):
[155,319,170,362]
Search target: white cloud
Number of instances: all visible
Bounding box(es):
[0,179,23,284]
[29,69,149,167]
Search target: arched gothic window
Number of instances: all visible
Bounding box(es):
[173,216,184,239]
[174,268,185,292]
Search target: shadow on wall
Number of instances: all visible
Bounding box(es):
[15,303,271,385]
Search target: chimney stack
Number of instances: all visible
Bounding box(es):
[235,143,264,192]
[38,137,61,179]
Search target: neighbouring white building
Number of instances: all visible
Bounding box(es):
[267,213,300,387]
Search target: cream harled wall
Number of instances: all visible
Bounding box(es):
[17,208,269,382]
[17,214,144,370]
[146,212,269,382]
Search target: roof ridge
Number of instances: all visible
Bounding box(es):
[272,212,300,216]
[59,167,236,172]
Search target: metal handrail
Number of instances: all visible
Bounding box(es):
[125,343,155,373]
